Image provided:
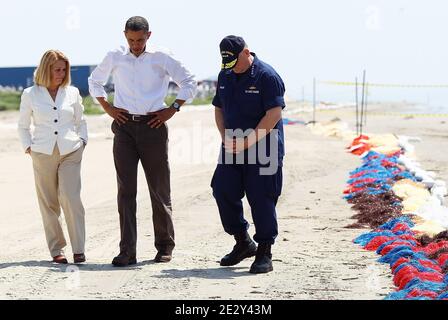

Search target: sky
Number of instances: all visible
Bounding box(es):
[1,0,447,106]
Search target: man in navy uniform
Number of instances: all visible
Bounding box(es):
[211,35,285,274]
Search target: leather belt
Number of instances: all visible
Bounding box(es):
[125,113,156,122]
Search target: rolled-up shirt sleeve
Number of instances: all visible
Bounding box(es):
[262,74,286,111]
[88,51,114,99]
[17,90,32,152]
[164,53,197,101]
[74,88,88,145]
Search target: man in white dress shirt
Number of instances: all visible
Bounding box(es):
[88,16,197,266]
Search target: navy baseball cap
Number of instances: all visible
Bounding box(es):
[220,35,246,70]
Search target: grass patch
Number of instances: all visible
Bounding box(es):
[82,95,108,115]
[87,95,214,114]
[0,92,21,111]
[165,95,213,106]
[0,92,214,113]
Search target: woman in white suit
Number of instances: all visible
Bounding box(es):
[18,50,88,264]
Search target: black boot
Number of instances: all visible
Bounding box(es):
[220,231,257,266]
[249,243,273,274]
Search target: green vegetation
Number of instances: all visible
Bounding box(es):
[191,96,214,105]
[0,91,21,111]
[165,95,214,107]
[82,95,112,115]
[0,92,214,114]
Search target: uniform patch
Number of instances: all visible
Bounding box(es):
[245,86,259,94]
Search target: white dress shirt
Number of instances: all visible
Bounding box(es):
[18,85,88,155]
[88,45,197,115]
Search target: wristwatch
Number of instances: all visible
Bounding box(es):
[171,101,181,112]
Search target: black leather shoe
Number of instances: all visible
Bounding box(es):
[249,243,273,274]
[112,252,137,267]
[154,252,172,263]
[220,231,257,266]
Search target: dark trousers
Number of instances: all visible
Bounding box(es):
[211,163,282,244]
[111,120,175,256]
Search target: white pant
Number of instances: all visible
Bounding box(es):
[31,145,86,257]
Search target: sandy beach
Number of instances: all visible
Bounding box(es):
[0,101,447,300]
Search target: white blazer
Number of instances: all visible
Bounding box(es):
[18,85,88,155]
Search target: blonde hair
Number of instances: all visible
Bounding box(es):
[34,50,71,88]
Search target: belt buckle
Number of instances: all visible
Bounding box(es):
[131,115,140,121]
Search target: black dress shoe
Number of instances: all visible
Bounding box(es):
[52,255,68,264]
[112,252,137,267]
[74,253,86,263]
[154,252,172,263]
